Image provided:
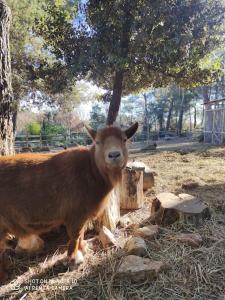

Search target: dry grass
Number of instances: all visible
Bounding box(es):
[1,143,225,300]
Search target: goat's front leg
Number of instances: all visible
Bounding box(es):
[66,221,86,267]
[78,227,88,255]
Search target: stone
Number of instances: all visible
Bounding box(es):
[119,215,132,228]
[124,237,147,256]
[175,233,203,247]
[117,255,167,282]
[98,226,117,248]
[134,225,159,240]
[181,180,199,190]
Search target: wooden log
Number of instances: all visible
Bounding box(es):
[98,226,118,248]
[120,167,144,210]
[99,186,121,231]
[127,161,154,191]
[85,184,121,233]
[85,163,145,233]
[150,192,210,226]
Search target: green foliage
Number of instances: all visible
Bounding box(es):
[8,0,78,103]
[38,0,225,92]
[27,122,41,135]
[89,103,106,129]
[42,122,66,135]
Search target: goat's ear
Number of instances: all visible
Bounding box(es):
[84,124,97,140]
[124,122,139,139]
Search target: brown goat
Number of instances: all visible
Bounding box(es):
[0,123,138,282]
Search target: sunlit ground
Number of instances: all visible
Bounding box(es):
[1,142,225,300]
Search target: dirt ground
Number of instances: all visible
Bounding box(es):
[1,142,225,300]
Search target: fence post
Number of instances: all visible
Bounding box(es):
[26,133,28,147]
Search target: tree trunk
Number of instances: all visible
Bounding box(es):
[221,75,225,97]
[215,81,219,99]
[106,3,133,126]
[177,88,185,136]
[189,105,192,132]
[158,113,164,132]
[194,105,197,128]
[0,0,14,156]
[166,99,174,131]
[106,70,124,125]
[202,86,210,104]
[12,110,17,134]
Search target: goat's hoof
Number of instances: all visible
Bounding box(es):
[73,249,84,265]
[80,240,89,255]
[68,250,84,271]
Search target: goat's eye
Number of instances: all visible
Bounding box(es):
[96,141,100,145]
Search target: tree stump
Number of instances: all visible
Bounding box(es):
[120,167,144,209]
[85,184,121,233]
[127,161,154,191]
[99,186,121,231]
[150,192,210,226]
[85,164,145,233]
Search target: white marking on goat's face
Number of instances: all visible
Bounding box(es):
[96,134,128,171]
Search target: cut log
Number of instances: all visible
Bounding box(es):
[150,192,210,226]
[120,167,144,209]
[100,186,121,231]
[127,161,154,191]
[88,184,121,233]
[98,226,118,248]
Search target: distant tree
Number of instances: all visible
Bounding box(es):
[37,0,225,125]
[16,111,44,133]
[28,121,41,135]
[7,0,78,131]
[0,0,14,155]
[54,112,80,132]
[89,103,106,129]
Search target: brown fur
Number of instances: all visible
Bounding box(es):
[0,123,138,280]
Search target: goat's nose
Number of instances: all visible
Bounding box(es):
[108,151,121,159]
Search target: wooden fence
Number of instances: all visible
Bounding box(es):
[15,132,92,151]
[15,129,203,152]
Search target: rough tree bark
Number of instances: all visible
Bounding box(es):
[194,105,197,129]
[189,105,192,131]
[202,86,210,104]
[106,70,124,125]
[0,0,14,155]
[221,75,225,97]
[142,93,149,138]
[166,99,174,131]
[177,88,185,136]
[106,4,132,125]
